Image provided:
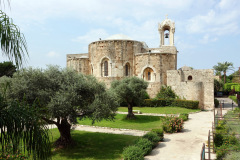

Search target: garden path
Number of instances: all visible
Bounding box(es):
[46,124,148,137]
[145,97,236,160]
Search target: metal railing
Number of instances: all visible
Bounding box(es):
[200,143,205,160]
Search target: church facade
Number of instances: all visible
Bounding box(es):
[66,18,214,110]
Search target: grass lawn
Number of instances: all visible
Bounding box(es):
[77,114,165,131]
[50,128,138,160]
[118,106,200,114]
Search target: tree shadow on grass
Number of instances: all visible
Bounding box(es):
[121,115,165,124]
[51,130,138,160]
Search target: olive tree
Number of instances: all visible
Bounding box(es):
[111,77,148,119]
[1,66,118,147]
[0,61,17,77]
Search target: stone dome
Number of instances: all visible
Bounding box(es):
[105,34,132,40]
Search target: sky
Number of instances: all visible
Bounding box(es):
[1,0,240,74]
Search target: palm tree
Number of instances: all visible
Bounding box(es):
[213,61,234,83]
[0,2,51,159]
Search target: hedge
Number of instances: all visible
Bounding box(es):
[122,131,163,160]
[143,98,199,109]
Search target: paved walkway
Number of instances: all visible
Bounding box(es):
[145,97,237,160]
[72,125,148,136]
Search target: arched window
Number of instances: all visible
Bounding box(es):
[101,57,110,77]
[125,63,130,76]
[143,67,154,82]
[104,60,108,76]
[188,75,192,81]
[148,71,151,80]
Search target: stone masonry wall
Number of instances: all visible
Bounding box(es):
[167,69,214,110]
[88,40,144,78]
[134,52,177,98]
[66,54,90,75]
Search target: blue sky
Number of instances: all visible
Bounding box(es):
[1,0,240,74]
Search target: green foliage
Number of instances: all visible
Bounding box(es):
[215,98,220,108]
[156,85,177,99]
[118,106,200,114]
[0,66,118,146]
[163,117,184,133]
[1,66,118,123]
[151,128,164,141]
[135,138,152,155]
[0,144,28,159]
[214,79,224,92]
[0,61,16,77]
[122,131,162,160]
[122,145,144,160]
[179,113,189,121]
[224,83,240,92]
[213,61,234,83]
[142,131,160,147]
[111,77,148,106]
[144,99,199,109]
[214,113,240,160]
[0,94,51,160]
[0,10,28,68]
[111,77,148,118]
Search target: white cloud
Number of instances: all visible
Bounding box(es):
[199,34,218,44]
[46,51,59,58]
[73,29,109,43]
[186,0,240,44]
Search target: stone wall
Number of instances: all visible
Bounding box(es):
[88,40,145,78]
[66,54,90,74]
[134,52,177,98]
[167,69,214,110]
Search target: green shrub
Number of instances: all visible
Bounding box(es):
[216,145,229,160]
[163,117,184,133]
[156,85,177,99]
[179,113,189,121]
[135,138,152,155]
[143,99,199,109]
[214,132,225,147]
[171,99,199,109]
[151,128,164,141]
[122,145,144,160]
[215,98,220,108]
[142,131,160,147]
[0,144,28,160]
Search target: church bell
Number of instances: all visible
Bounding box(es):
[165,33,169,38]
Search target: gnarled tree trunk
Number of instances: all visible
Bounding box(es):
[54,118,73,148]
[127,102,135,119]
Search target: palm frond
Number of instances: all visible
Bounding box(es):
[0,10,28,68]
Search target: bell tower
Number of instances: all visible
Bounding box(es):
[158,16,175,47]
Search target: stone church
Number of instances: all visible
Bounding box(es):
[66,18,214,110]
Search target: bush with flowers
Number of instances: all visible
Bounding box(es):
[163,116,184,133]
[0,144,28,160]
